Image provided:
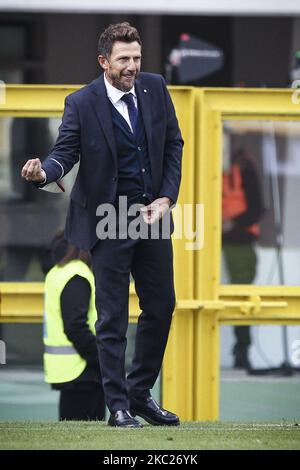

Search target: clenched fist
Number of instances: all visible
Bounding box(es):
[21,158,46,182]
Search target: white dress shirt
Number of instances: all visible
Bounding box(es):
[104,74,138,133]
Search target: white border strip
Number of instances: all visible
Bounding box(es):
[1,0,300,16]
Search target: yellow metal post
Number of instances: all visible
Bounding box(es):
[163,308,194,421]
[193,90,223,421]
[195,310,220,420]
[162,88,196,421]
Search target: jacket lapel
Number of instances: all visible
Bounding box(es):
[91,74,118,167]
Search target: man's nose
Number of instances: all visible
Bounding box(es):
[126,58,136,71]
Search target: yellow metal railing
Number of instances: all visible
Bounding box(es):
[1,85,300,422]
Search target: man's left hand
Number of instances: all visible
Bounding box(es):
[141,197,171,225]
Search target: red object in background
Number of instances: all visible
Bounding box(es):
[180,33,190,42]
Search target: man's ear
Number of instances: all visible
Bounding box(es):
[98,55,108,70]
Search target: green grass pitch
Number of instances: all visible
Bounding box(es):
[0,421,299,450]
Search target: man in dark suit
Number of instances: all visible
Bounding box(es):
[21,23,183,428]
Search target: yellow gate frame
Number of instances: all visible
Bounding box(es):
[1,85,300,422]
[163,88,300,421]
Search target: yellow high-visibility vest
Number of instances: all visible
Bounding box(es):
[43,260,97,383]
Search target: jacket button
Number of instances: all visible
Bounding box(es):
[112,176,117,182]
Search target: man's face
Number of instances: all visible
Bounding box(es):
[98,41,142,92]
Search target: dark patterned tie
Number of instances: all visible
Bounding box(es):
[121,93,138,132]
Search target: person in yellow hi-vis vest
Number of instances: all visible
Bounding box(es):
[42,231,105,420]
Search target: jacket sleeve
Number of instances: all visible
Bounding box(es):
[60,275,99,368]
[158,77,184,204]
[38,95,81,186]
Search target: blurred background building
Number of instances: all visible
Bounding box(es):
[0,2,300,87]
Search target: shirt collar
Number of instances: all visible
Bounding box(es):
[104,73,136,104]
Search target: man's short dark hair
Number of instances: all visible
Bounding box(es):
[98,22,142,58]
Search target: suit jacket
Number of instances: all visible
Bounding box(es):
[41,72,184,250]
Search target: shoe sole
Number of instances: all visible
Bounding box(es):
[131,411,180,426]
[107,418,143,428]
[108,422,143,428]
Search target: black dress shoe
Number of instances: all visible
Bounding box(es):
[108,410,143,428]
[130,396,180,426]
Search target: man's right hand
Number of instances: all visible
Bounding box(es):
[21,158,46,182]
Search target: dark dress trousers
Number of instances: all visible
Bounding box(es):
[39,73,183,412]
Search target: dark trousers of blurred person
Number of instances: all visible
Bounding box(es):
[223,243,257,369]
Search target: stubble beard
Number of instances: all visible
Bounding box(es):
[109,71,139,92]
